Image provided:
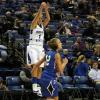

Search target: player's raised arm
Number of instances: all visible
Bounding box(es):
[42,2,50,27]
[30,3,43,30]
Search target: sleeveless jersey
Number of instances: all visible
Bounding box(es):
[41,50,57,79]
[29,24,44,47]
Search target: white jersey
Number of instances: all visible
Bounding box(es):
[29,24,44,47]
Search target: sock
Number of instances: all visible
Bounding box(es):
[32,77,38,92]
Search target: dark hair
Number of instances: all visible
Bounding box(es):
[48,38,58,51]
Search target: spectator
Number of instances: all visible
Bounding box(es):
[78,0,90,14]
[74,55,89,76]
[4,11,14,30]
[87,59,93,70]
[72,37,86,57]
[56,20,64,35]
[19,66,32,89]
[88,61,100,82]
[56,21,72,36]
[82,15,97,38]
[62,49,75,77]
[63,22,72,36]
[88,61,100,89]
[14,17,22,29]
[0,78,8,91]
[71,15,81,30]
[94,44,100,57]
[84,41,94,58]
[92,44,100,61]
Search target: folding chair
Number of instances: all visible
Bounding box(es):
[74,76,95,100]
[6,76,25,100]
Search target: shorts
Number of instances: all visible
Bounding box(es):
[32,77,58,97]
[26,45,45,67]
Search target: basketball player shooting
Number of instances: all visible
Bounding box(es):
[26,2,50,96]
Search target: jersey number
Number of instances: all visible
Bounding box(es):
[46,55,51,66]
[39,34,41,39]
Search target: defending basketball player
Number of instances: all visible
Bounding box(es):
[32,38,68,100]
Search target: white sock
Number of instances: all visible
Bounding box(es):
[37,86,42,97]
[32,83,38,92]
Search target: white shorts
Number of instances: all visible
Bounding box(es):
[26,45,45,67]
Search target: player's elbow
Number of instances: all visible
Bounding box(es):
[57,67,64,74]
[48,16,50,21]
[46,16,50,23]
[48,17,50,22]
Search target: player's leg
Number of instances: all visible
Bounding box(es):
[33,48,45,96]
[27,46,39,93]
[37,48,45,78]
[46,97,58,100]
[54,96,59,100]
[32,65,42,96]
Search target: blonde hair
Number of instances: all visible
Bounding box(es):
[94,44,100,56]
[77,55,86,63]
[48,38,59,51]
